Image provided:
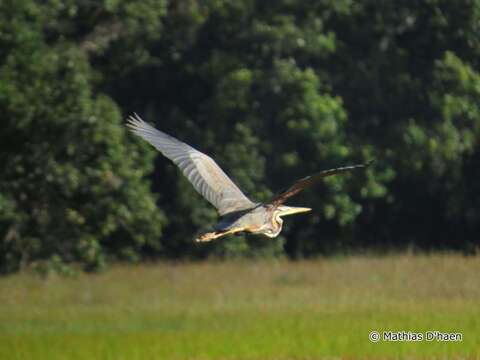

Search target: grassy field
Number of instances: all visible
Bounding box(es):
[0,254,479,359]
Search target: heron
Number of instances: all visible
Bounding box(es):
[127,114,371,242]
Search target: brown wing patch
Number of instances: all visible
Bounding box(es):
[270,161,373,206]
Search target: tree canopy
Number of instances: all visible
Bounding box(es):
[1,0,479,273]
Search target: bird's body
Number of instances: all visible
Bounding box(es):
[127,114,371,242]
[199,204,311,242]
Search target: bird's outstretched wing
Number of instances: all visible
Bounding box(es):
[270,161,373,206]
[127,114,256,216]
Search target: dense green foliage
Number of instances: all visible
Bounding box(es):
[0,1,166,273]
[1,1,479,272]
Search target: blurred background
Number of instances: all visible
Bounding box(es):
[1,0,480,274]
[2,2,480,359]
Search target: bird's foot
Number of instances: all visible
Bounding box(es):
[195,232,219,242]
[195,227,246,243]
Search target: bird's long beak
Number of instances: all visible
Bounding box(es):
[277,205,312,217]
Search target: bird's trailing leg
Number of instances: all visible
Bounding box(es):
[195,227,245,242]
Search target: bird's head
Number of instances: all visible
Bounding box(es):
[263,205,312,238]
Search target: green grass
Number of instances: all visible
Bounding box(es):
[0,254,479,359]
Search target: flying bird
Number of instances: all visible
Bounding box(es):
[127,114,371,242]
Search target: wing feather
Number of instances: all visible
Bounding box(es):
[270,161,373,206]
[127,114,256,215]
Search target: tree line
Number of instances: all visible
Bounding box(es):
[1,0,479,273]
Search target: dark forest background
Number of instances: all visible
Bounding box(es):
[1,0,479,273]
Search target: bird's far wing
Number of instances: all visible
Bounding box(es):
[269,161,373,206]
[127,114,256,216]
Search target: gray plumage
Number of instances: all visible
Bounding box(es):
[126,114,371,242]
[126,114,256,216]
